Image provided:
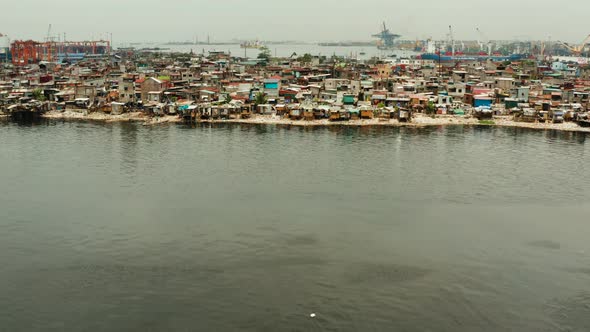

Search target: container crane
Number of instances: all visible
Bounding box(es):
[46,24,53,42]
[559,35,590,56]
[44,24,56,62]
[372,22,401,49]
[476,27,493,56]
[448,25,456,56]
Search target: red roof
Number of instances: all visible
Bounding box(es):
[232,95,248,101]
[198,87,219,93]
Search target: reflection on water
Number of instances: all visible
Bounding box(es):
[0,122,589,331]
[120,123,139,176]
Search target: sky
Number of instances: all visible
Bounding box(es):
[1,0,588,44]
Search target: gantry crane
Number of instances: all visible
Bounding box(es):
[559,35,590,56]
[476,27,493,55]
[372,22,401,49]
[448,25,456,56]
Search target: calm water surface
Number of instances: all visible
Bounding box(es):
[1,121,590,331]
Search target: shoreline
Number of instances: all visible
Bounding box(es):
[3,111,590,133]
[197,116,590,133]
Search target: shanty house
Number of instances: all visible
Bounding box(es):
[141,77,167,103]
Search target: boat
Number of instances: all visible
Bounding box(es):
[419,53,527,62]
[240,40,264,49]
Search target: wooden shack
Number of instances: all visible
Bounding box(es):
[329,110,340,121]
[514,108,538,123]
[314,106,329,119]
[360,106,374,119]
[302,106,314,121]
[240,105,253,119]
[550,110,564,123]
[111,102,126,115]
[289,107,303,120]
[474,107,493,120]
[397,108,412,122]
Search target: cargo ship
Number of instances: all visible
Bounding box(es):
[418,52,528,62]
[240,40,265,49]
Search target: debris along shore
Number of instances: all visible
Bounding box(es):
[36,110,590,132]
[42,110,182,125]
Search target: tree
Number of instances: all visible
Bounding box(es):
[254,92,267,106]
[32,88,46,101]
[297,53,313,64]
[224,94,232,104]
[426,101,436,115]
[257,46,272,65]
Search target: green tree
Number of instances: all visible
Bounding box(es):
[32,88,46,101]
[257,46,272,65]
[253,92,267,106]
[297,53,313,64]
[425,101,436,115]
[224,94,232,104]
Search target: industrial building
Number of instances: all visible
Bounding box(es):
[10,39,110,65]
[0,33,10,62]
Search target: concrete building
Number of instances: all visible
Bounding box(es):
[263,78,280,98]
[141,77,167,103]
[119,77,136,103]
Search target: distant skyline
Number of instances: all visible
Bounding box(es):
[1,0,588,44]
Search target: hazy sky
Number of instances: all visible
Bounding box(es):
[1,0,588,44]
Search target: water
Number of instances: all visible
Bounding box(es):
[1,121,590,331]
[129,42,417,60]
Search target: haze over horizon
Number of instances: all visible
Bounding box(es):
[2,0,588,44]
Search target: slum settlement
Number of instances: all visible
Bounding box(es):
[2,40,590,131]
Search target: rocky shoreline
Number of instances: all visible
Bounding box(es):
[41,110,182,125]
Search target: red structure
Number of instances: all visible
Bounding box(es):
[11,40,110,65]
[11,40,43,65]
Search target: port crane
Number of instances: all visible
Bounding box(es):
[559,35,590,56]
[476,27,493,55]
[447,25,456,56]
[46,24,52,42]
[372,22,401,49]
